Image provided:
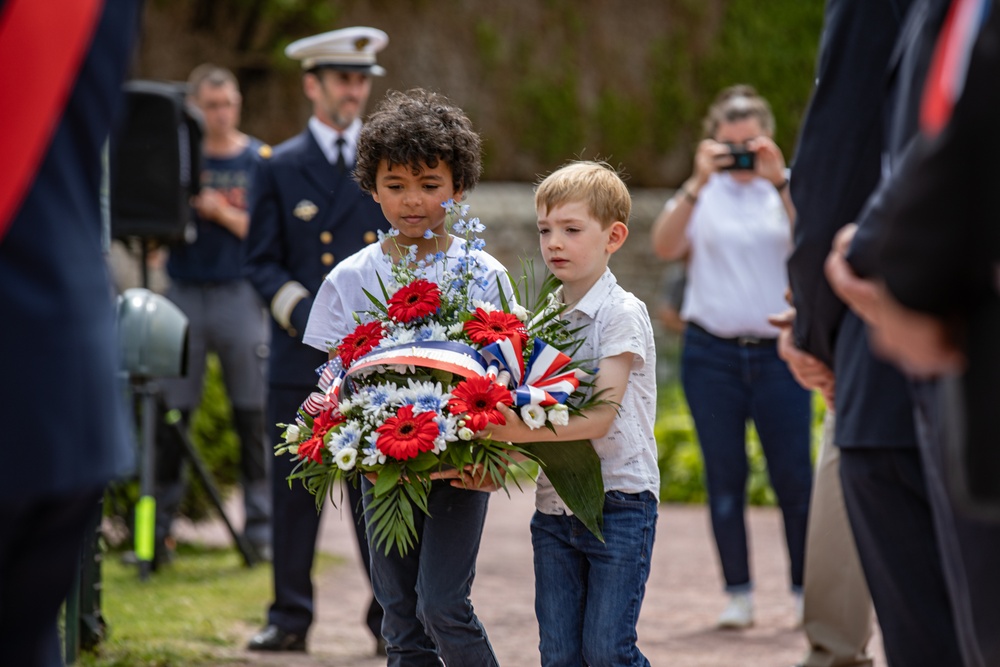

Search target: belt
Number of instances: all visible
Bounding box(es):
[688,321,777,348]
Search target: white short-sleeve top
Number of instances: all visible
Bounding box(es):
[680,172,792,338]
[535,268,661,515]
[303,236,513,352]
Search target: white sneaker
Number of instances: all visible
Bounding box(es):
[793,592,804,627]
[717,592,754,629]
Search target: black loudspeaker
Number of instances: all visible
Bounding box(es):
[110,80,203,242]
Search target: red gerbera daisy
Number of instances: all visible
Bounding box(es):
[464,308,528,346]
[376,405,440,461]
[388,279,441,323]
[448,376,513,432]
[297,408,345,463]
[337,321,385,367]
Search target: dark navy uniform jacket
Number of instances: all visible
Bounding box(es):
[0,0,140,501]
[245,128,388,388]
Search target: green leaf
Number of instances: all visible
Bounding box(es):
[373,464,401,497]
[522,439,605,541]
[405,452,441,472]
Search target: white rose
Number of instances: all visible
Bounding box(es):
[520,404,547,430]
[458,427,475,441]
[547,403,570,427]
[511,304,529,322]
[335,447,358,471]
[284,424,300,443]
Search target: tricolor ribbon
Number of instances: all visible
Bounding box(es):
[345,340,489,384]
[481,337,581,407]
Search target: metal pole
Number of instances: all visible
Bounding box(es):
[135,381,158,580]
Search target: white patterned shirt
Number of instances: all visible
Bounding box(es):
[535,268,660,515]
[303,237,512,352]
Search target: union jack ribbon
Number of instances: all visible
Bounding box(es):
[482,337,581,407]
[921,0,991,136]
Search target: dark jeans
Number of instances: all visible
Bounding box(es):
[681,324,812,592]
[911,380,1000,667]
[839,446,962,667]
[532,491,658,667]
[362,479,497,667]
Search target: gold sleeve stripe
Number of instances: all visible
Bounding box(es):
[271,281,310,330]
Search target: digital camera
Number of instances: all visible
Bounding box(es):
[722,143,756,171]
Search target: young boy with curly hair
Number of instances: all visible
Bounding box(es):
[303,88,510,667]
[489,160,660,666]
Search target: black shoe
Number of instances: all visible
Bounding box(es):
[246,625,306,652]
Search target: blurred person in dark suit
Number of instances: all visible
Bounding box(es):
[243,26,389,655]
[0,0,142,665]
[775,0,971,665]
[826,4,1000,665]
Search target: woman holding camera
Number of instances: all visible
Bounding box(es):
[651,84,812,630]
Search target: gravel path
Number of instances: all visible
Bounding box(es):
[179,488,884,667]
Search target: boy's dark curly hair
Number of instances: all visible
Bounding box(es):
[355,88,482,195]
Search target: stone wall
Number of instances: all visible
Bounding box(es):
[468,182,675,320]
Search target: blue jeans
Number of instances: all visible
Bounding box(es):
[532,490,658,667]
[681,324,812,592]
[362,479,498,667]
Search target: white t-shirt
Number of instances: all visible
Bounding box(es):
[303,236,513,352]
[535,268,661,515]
[680,172,791,338]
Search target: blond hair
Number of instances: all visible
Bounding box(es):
[534,160,631,228]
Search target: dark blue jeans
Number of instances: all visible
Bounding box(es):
[531,491,657,667]
[681,324,812,592]
[362,479,497,667]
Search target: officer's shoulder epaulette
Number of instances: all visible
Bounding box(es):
[258,144,273,159]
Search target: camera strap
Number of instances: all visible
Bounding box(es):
[0,0,105,243]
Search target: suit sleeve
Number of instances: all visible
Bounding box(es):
[872,11,1000,316]
[785,0,908,366]
[244,156,314,335]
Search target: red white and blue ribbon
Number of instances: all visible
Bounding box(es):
[921,0,991,136]
[345,340,489,384]
[301,341,488,413]
[481,337,581,407]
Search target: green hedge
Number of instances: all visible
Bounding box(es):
[655,382,826,505]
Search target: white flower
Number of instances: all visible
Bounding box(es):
[548,403,570,427]
[383,327,416,347]
[335,446,357,471]
[511,303,530,322]
[458,426,475,441]
[448,322,466,337]
[520,404,547,430]
[284,424,300,443]
[329,422,362,451]
[416,321,449,342]
[472,299,498,313]
[362,433,386,466]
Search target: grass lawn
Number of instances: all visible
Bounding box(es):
[75,545,336,667]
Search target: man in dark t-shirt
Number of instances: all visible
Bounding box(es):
[156,64,272,562]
